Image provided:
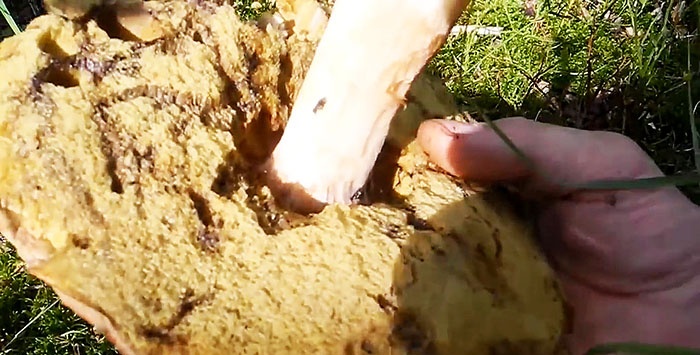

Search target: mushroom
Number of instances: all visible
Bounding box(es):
[0,2,568,353]
[43,0,164,42]
[265,0,468,213]
[43,0,140,19]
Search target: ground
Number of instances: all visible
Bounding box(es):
[0,0,698,353]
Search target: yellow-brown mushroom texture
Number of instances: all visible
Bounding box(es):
[0,1,569,354]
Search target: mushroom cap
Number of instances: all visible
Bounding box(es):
[43,0,144,19]
[0,1,568,354]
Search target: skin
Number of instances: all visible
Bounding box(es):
[416,117,700,355]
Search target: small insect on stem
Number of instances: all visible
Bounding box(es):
[313,98,327,114]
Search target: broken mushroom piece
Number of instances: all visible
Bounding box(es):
[266,0,468,213]
[273,0,329,40]
[109,3,165,42]
[43,0,164,42]
[43,0,141,19]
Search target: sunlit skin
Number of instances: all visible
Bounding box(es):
[417,117,700,355]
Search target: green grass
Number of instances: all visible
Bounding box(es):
[0,0,699,353]
[0,0,21,35]
[428,0,700,201]
[0,239,118,354]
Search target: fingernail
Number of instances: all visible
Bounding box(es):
[417,119,481,149]
[417,120,460,175]
[427,119,482,135]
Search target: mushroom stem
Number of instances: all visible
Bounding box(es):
[266,0,468,213]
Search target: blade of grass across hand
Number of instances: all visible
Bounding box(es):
[479,115,700,191]
[0,0,21,35]
[568,173,700,190]
[687,37,700,176]
[586,342,700,355]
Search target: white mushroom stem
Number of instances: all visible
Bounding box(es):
[266,0,468,213]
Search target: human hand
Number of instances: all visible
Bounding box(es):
[416,117,700,355]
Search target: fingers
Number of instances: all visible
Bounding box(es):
[416,117,663,195]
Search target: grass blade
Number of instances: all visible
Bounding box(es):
[687,37,700,175]
[480,116,700,191]
[0,0,21,35]
[569,174,700,190]
[479,114,547,175]
[1,299,60,352]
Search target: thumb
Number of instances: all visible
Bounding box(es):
[416,117,663,195]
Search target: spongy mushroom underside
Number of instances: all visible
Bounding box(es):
[0,1,568,354]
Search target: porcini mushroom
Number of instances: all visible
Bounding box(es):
[266,0,468,213]
[0,1,568,354]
